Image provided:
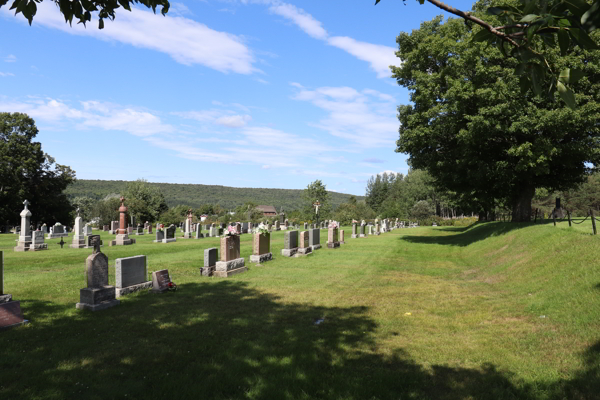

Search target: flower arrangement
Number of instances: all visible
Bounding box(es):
[157,224,164,232]
[167,281,177,291]
[223,225,238,237]
[254,223,270,236]
[328,221,338,229]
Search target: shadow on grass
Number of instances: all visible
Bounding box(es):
[1,281,597,399]
[402,222,531,247]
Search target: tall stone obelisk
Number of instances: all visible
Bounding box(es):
[109,197,135,246]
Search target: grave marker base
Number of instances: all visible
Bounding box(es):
[200,266,215,276]
[310,244,322,251]
[0,294,13,303]
[250,253,273,263]
[297,247,312,256]
[351,234,358,238]
[0,300,28,329]
[281,248,298,257]
[109,234,135,246]
[161,238,176,244]
[76,299,120,311]
[115,281,153,298]
[327,242,340,249]
[214,258,247,277]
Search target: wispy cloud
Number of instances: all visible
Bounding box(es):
[4,54,16,62]
[292,84,398,148]
[1,3,257,75]
[268,1,399,78]
[0,72,15,77]
[362,157,385,164]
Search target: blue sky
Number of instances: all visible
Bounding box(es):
[0,0,473,196]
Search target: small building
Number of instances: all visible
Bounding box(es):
[257,205,277,217]
[200,214,208,222]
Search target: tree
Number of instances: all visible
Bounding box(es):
[302,180,331,220]
[410,200,435,219]
[2,0,170,29]
[377,0,600,108]
[93,194,121,227]
[122,179,168,224]
[158,204,190,226]
[71,196,96,222]
[392,16,600,222]
[0,112,75,226]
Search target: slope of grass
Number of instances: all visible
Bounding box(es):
[0,222,598,399]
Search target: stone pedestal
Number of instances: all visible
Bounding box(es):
[250,253,273,263]
[297,247,312,255]
[327,242,341,249]
[14,200,32,252]
[76,286,120,311]
[109,234,135,246]
[214,258,247,277]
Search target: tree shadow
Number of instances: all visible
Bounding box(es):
[401,222,531,247]
[0,280,546,400]
[547,340,600,400]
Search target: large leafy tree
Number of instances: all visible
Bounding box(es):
[378,0,600,107]
[302,180,332,220]
[122,179,168,224]
[393,15,600,222]
[2,0,169,29]
[0,112,76,226]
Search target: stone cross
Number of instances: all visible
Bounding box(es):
[90,235,102,254]
[76,207,81,217]
[23,199,30,210]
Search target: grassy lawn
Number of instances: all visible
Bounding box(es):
[0,222,598,399]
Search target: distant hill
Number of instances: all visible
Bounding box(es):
[65,180,364,211]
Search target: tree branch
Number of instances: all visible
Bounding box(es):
[426,0,521,48]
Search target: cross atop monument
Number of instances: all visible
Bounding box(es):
[76,207,81,217]
[23,199,30,210]
[120,196,125,207]
[90,235,102,254]
[313,200,321,215]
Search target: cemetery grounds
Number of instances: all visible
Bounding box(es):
[0,221,598,399]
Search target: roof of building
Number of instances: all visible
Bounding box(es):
[256,205,277,213]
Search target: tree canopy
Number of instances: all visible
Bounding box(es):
[122,179,168,224]
[378,0,600,108]
[2,0,170,29]
[302,180,331,221]
[392,15,600,221]
[0,112,76,226]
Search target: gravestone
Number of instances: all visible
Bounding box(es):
[309,228,321,250]
[352,223,358,239]
[135,224,144,235]
[367,225,373,235]
[84,224,93,236]
[70,215,86,249]
[297,230,312,255]
[0,250,28,328]
[147,224,153,234]
[374,223,381,236]
[215,235,247,277]
[303,222,308,230]
[40,224,48,234]
[31,230,48,250]
[154,228,165,243]
[360,223,366,238]
[85,234,103,248]
[327,226,340,249]
[109,197,136,246]
[115,255,152,297]
[235,222,242,235]
[162,225,176,243]
[209,223,218,238]
[127,226,134,235]
[242,222,249,234]
[183,211,194,239]
[273,220,280,231]
[109,221,119,235]
[250,232,272,263]
[195,223,203,239]
[14,200,32,252]
[151,269,172,293]
[76,238,120,311]
[130,216,136,229]
[201,247,218,276]
[103,225,109,232]
[339,229,345,244]
[281,230,298,257]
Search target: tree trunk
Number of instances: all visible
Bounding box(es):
[512,186,535,222]
[478,211,487,221]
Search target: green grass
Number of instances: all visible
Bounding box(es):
[0,222,598,399]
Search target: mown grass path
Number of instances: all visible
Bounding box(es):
[0,222,598,399]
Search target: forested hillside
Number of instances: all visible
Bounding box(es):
[65,180,363,211]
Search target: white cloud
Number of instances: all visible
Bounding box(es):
[0,98,173,136]
[215,114,252,128]
[327,36,397,79]
[1,3,257,75]
[266,2,399,78]
[4,54,16,62]
[269,3,328,40]
[0,72,14,77]
[292,85,398,148]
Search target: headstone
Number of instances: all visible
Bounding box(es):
[109,197,136,246]
[374,223,381,236]
[14,200,32,252]
[150,269,171,293]
[327,226,340,249]
[109,221,119,234]
[85,234,103,248]
[303,222,308,229]
[215,235,247,277]
[367,225,373,235]
[183,211,194,239]
[309,228,321,250]
[209,223,218,238]
[339,229,345,244]
[201,248,218,276]
[195,223,203,239]
[360,223,366,238]
[70,216,86,248]
[103,225,109,232]
[76,238,120,311]
[281,230,298,257]
[154,228,165,242]
[130,215,136,229]
[83,224,93,236]
[235,222,242,234]
[162,225,176,243]
[297,230,312,255]
[115,255,152,297]
[352,223,358,238]
[0,254,28,327]
[250,231,272,263]
[242,222,249,234]
[31,230,48,250]
[147,224,152,234]
[40,224,48,234]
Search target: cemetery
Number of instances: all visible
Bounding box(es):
[2,0,600,397]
